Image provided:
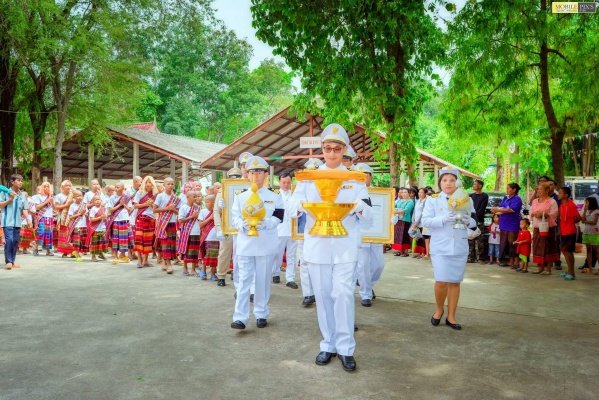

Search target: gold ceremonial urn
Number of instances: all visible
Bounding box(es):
[241,178,266,236]
[448,188,470,230]
[295,169,366,236]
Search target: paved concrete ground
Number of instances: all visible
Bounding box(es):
[1,251,598,400]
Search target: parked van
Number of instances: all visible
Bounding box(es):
[564,177,598,210]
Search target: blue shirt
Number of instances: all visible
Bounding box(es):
[0,191,29,228]
[498,195,522,232]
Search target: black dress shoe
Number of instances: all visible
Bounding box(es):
[361,299,372,307]
[250,294,254,303]
[230,320,246,329]
[256,318,267,328]
[315,351,337,365]
[372,290,376,300]
[338,355,356,371]
[272,276,280,284]
[286,281,298,289]
[445,319,462,330]
[302,296,315,306]
[431,313,443,326]
[354,325,358,332]
[217,279,226,287]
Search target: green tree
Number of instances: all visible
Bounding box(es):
[447,0,599,185]
[251,0,445,186]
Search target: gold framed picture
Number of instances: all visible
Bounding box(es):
[362,187,394,244]
[221,178,250,235]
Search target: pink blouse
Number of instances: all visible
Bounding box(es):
[530,198,558,228]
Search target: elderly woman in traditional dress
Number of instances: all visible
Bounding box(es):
[422,168,476,330]
[529,181,559,275]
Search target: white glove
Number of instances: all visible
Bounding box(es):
[391,215,399,225]
[444,212,457,223]
[258,217,279,231]
[352,201,367,216]
[240,220,251,232]
[462,214,471,225]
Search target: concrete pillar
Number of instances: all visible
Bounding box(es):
[211,171,218,185]
[88,146,95,187]
[181,161,189,184]
[170,159,176,178]
[97,168,103,186]
[269,165,275,188]
[434,164,439,185]
[133,143,140,177]
[418,160,424,187]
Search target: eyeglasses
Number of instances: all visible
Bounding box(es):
[323,146,344,154]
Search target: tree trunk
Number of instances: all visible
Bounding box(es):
[494,155,504,191]
[539,0,566,186]
[0,55,19,183]
[389,140,399,187]
[582,133,595,176]
[51,60,76,192]
[28,68,51,193]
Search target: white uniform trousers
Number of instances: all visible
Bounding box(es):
[356,246,384,300]
[297,240,313,297]
[233,255,275,324]
[306,261,357,356]
[232,236,255,295]
[275,236,298,283]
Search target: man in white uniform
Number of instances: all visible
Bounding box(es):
[352,163,385,307]
[291,124,371,372]
[274,171,299,289]
[231,156,285,329]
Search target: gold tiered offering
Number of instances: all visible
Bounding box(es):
[448,187,470,229]
[295,169,366,236]
[241,178,266,236]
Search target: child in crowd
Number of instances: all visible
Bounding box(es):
[67,190,88,261]
[487,214,501,265]
[199,195,219,281]
[177,191,201,276]
[87,195,108,262]
[581,196,599,274]
[514,218,532,273]
[19,206,34,254]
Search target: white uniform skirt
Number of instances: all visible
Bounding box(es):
[431,254,467,283]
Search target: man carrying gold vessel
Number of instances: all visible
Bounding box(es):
[291,123,371,372]
[230,156,285,330]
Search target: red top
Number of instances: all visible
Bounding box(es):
[560,199,580,236]
[516,229,532,257]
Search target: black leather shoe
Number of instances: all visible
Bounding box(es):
[286,281,299,289]
[372,290,376,300]
[361,299,372,307]
[431,313,443,326]
[354,325,358,332]
[217,279,226,287]
[272,276,280,284]
[250,294,254,303]
[302,295,315,306]
[315,351,337,365]
[230,320,245,329]
[256,318,267,328]
[338,355,356,371]
[445,319,462,330]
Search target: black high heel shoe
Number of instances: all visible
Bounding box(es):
[431,312,443,326]
[445,319,462,330]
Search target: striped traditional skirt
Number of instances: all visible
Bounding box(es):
[72,227,88,253]
[134,215,155,255]
[19,228,35,249]
[57,225,75,255]
[157,222,177,260]
[392,220,412,252]
[532,227,560,265]
[202,240,220,268]
[111,220,132,253]
[90,231,108,254]
[36,217,54,249]
[183,235,200,263]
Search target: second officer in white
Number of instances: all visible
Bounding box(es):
[231,156,285,329]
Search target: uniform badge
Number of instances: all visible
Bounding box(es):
[264,200,274,204]
[341,185,354,190]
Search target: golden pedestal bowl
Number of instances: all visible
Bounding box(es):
[295,169,366,237]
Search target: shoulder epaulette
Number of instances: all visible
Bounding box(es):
[431,193,440,198]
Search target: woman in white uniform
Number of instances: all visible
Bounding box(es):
[422,168,476,330]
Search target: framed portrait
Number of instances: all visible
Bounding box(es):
[362,187,394,244]
[291,216,304,241]
[221,178,250,235]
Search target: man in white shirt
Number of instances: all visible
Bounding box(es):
[274,171,299,289]
[291,124,371,372]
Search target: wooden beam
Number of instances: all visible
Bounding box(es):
[88,146,95,186]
